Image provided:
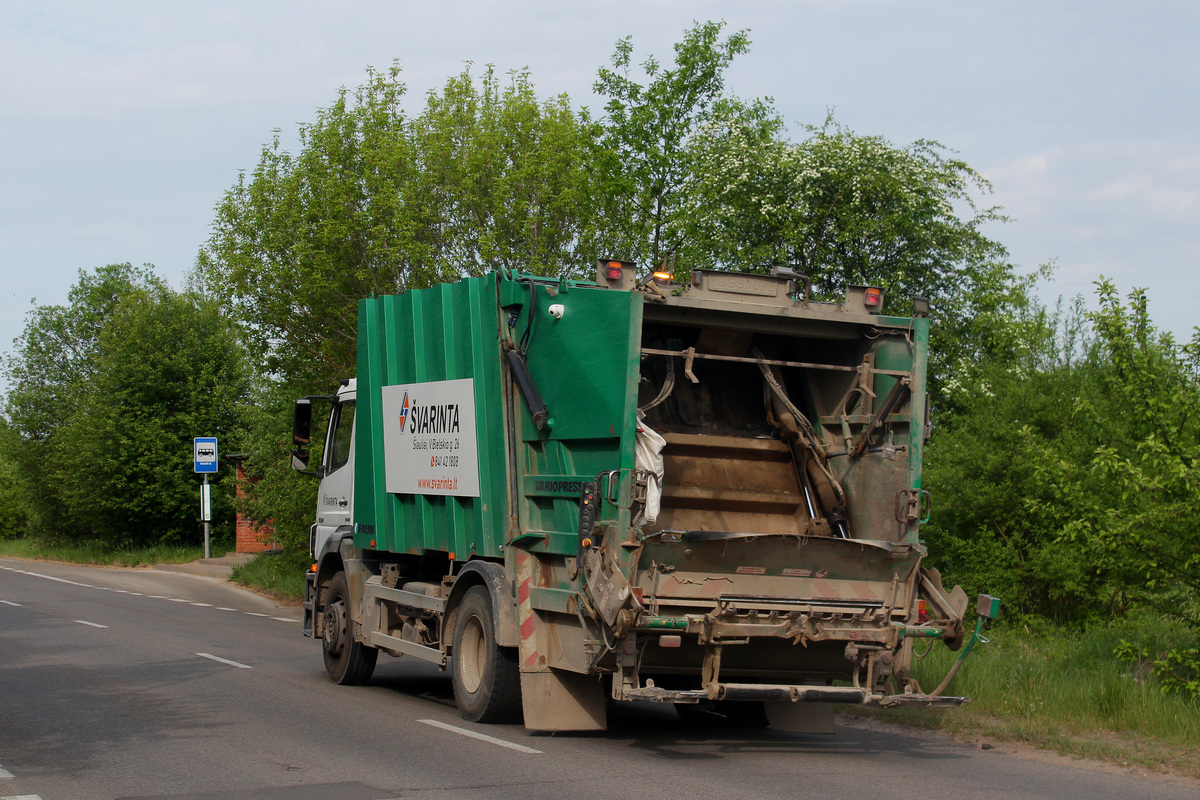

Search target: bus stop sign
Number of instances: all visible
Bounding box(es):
[194,437,218,473]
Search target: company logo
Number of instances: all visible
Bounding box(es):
[407,402,460,434]
[397,392,461,436]
[396,391,410,432]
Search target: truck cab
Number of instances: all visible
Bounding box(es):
[294,380,357,640]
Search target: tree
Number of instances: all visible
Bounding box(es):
[1078,282,1200,608]
[920,298,1108,621]
[674,112,1027,394]
[411,66,594,277]
[590,21,752,266]
[198,63,593,391]
[677,115,1007,296]
[5,264,163,443]
[922,283,1200,624]
[4,264,166,536]
[3,265,251,546]
[0,418,32,539]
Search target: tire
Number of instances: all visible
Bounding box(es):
[451,585,522,723]
[322,572,378,685]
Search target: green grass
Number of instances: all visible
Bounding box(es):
[0,537,217,568]
[229,551,308,601]
[859,615,1200,777]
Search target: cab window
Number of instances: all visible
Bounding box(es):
[326,402,355,473]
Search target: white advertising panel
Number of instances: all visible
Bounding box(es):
[381,378,480,497]
[200,482,212,522]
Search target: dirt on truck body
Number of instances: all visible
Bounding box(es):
[294,261,997,732]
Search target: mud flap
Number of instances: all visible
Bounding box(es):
[764,701,836,734]
[520,670,607,731]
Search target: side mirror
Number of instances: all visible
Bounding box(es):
[291,398,313,472]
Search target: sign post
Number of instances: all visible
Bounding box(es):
[194,438,218,559]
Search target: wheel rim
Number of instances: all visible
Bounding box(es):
[324,597,347,659]
[459,613,487,694]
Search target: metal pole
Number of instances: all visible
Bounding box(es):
[203,473,211,559]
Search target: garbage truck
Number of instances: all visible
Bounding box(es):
[291,261,997,732]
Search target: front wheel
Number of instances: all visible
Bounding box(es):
[451,585,522,723]
[322,571,377,685]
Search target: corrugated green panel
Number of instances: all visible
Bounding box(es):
[354,274,508,559]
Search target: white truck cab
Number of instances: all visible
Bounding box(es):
[293,379,356,569]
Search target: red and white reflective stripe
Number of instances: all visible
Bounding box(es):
[515,549,539,668]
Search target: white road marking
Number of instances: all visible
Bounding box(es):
[417,719,542,754]
[1,564,288,625]
[0,763,13,777]
[197,652,252,669]
[75,620,108,628]
[3,795,44,799]
[0,567,93,589]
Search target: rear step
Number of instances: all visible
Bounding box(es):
[622,682,968,707]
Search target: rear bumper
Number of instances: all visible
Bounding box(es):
[622,681,968,707]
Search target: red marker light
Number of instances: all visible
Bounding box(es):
[606,261,624,281]
[864,287,882,307]
[917,599,928,623]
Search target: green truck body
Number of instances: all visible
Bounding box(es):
[296,263,990,731]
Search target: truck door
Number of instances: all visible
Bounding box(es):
[314,399,355,558]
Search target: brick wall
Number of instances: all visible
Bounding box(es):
[234,461,277,553]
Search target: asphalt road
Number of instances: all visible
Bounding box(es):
[2,558,1196,800]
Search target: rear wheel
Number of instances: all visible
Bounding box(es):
[452,585,522,723]
[322,572,377,685]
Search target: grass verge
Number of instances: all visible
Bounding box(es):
[229,551,307,602]
[0,537,216,568]
[853,615,1200,778]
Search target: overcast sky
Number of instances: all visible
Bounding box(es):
[2,0,1197,393]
